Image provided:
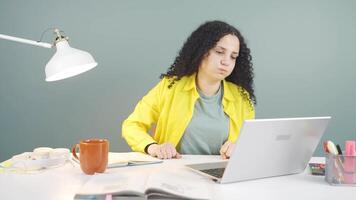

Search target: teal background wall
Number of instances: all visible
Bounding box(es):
[1,0,355,161]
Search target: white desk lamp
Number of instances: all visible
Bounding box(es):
[0,28,97,81]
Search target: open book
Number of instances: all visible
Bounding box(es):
[72,152,162,168]
[75,168,212,199]
[107,152,162,168]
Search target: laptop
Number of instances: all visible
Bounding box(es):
[186,116,331,184]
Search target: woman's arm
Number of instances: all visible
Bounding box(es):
[122,79,165,153]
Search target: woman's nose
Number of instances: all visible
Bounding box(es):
[221,58,230,66]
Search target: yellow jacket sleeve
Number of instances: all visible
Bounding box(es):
[121,79,164,153]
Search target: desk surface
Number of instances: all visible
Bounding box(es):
[0,154,355,200]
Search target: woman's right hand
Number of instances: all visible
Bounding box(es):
[147,142,182,159]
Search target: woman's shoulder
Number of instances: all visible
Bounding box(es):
[224,81,251,102]
[224,81,255,114]
[224,80,245,93]
[159,75,193,90]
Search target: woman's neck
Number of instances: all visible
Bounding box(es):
[196,73,221,97]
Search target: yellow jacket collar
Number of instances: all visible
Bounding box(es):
[182,73,235,102]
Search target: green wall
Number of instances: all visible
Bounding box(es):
[1,0,355,161]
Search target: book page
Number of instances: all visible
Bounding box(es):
[108,152,162,168]
[76,170,148,196]
[144,168,212,199]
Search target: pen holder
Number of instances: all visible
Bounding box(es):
[325,153,356,186]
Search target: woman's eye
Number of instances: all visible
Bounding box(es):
[215,50,224,54]
[231,56,237,60]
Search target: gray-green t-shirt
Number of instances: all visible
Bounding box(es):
[179,84,230,155]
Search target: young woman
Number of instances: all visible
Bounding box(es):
[122,20,256,159]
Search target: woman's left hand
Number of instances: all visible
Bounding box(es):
[220,141,235,159]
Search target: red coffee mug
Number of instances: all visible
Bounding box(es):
[72,138,109,175]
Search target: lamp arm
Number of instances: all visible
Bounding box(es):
[0,33,52,49]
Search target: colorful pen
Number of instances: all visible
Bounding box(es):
[336,144,343,155]
[327,141,338,155]
[336,144,344,162]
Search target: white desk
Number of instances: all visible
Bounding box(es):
[0,155,355,200]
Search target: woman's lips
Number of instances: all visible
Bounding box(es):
[218,68,228,73]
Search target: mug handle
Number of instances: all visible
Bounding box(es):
[71,144,80,161]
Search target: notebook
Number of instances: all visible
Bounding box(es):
[106,152,162,168]
[186,116,331,184]
[72,152,162,168]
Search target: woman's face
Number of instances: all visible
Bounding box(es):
[199,34,240,82]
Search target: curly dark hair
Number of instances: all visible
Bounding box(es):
[160,20,256,105]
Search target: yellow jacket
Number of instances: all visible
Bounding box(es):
[122,73,255,153]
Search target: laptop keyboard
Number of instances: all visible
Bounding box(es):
[200,168,226,178]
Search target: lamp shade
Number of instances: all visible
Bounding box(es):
[45,40,97,82]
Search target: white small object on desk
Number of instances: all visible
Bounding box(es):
[4,147,70,172]
[33,147,53,159]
